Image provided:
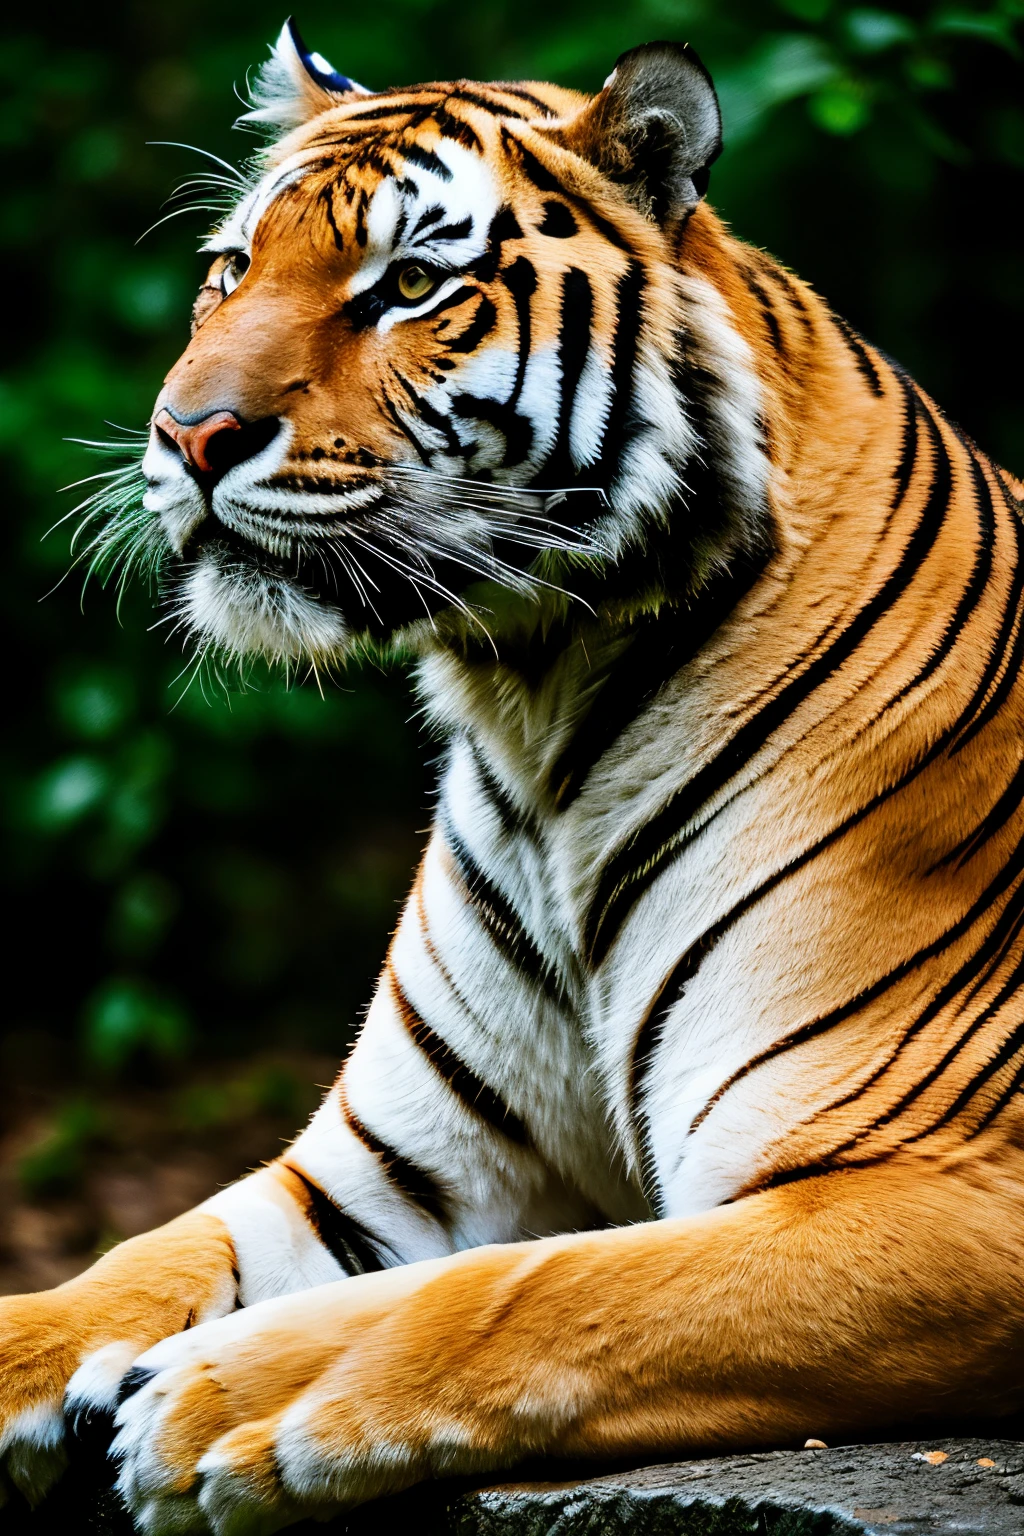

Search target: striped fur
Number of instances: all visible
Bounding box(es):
[4,26,1024,1531]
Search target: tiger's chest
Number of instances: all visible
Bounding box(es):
[437,705,819,1218]
[434,608,995,1220]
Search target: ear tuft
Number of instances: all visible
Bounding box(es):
[241,18,370,133]
[564,42,722,226]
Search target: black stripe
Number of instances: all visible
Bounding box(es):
[550,558,766,811]
[318,184,345,251]
[380,387,432,465]
[584,379,944,968]
[938,755,1024,873]
[504,131,630,251]
[743,267,784,354]
[502,255,536,406]
[424,285,477,322]
[879,944,1024,1144]
[686,833,1024,1140]
[392,371,463,456]
[400,141,453,180]
[446,294,497,354]
[596,260,646,482]
[284,1166,386,1275]
[391,972,530,1143]
[342,102,421,123]
[812,874,1024,1155]
[886,372,921,525]
[966,1032,1024,1140]
[763,262,814,339]
[431,105,483,153]
[538,200,578,239]
[444,819,567,1004]
[889,436,995,709]
[450,391,533,467]
[639,705,1024,1155]
[487,83,556,115]
[450,87,526,118]
[450,259,536,467]
[467,735,542,844]
[630,420,1024,1153]
[834,316,884,397]
[470,206,523,283]
[542,266,592,485]
[342,1095,448,1222]
[430,216,473,244]
[412,203,446,237]
[750,948,1024,1193]
[906,964,1024,1144]
[950,469,1024,755]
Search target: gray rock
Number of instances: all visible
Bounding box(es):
[9,1438,1024,1535]
[429,1440,1024,1536]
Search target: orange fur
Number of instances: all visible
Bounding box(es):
[4,54,1024,1529]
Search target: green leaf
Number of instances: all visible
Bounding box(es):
[18,1099,103,1197]
[30,755,109,830]
[809,78,873,134]
[843,8,916,52]
[55,666,135,740]
[82,977,190,1071]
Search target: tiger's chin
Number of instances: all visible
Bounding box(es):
[178,541,352,669]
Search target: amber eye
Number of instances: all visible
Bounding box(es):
[396,264,436,303]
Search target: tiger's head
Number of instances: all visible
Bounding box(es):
[132,22,768,669]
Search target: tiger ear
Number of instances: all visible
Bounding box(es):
[242,18,370,132]
[560,42,722,226]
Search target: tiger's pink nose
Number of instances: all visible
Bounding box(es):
[154,409,242,474]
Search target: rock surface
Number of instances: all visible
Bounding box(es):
[434,1439,1024,1536]
[7,1438,1024,1534]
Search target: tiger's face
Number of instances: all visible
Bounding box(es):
[138,25,749,668]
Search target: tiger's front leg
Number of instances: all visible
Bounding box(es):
[0,1163,345,1507]
[1,814,603,1509]
[111,1141,1024,1536]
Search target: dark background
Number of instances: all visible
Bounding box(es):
[2,0,1022,1290]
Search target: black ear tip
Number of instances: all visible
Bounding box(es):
[284,14,359,94]
[284,16,308,55]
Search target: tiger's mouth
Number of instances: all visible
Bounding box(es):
[144,434,610,666]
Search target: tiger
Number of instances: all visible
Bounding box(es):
[3,17,1024,1534]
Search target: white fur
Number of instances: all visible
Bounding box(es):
[177,548,350,666]
[242,22,368,133]
[202,1168,347,1304]
[65,1340,141,1417]
[352,139,500,301]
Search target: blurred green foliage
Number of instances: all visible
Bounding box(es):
[3,0,1022,1087]
[18,1099,106,1197]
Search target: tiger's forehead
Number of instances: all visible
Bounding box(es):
[207,80,583,268]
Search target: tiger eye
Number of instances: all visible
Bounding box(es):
[397,264,435,302]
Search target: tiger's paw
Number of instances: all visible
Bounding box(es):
[111,1265,498,1536]
[0,1290,140,1507]
[0,1211,239,1509]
